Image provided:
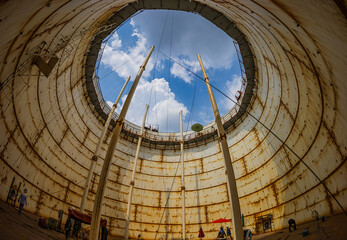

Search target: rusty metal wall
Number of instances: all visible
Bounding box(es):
[0,0,346,239]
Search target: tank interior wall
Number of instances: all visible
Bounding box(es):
[0,0,346,239]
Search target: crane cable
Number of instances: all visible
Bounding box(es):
[165,11,175,132]
[148,10,171,128]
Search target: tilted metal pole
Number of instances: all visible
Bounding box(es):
[180,111,186,240]
[89,46,154,240]
[124,104,149,240]
[197,54,243,240]
[80,76,131,212]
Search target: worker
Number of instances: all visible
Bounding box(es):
[9,187,16,205]
[101,225,108,240]
[217,226,226,239]
[226,226,232,239]
[288,219,296,232]
[244,229,252,240]
[18,189,27,214]
[64,215,72,240]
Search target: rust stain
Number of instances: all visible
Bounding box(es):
[204,205,209,223]
[323,121,344,158]
[270,183,279,206]
[32,125,47,148]
[134,204,138,222]
[0,125,19,156]
[82,127,90,145]
[280,100,295,121]
[325,187,334,215]
[200,158,204,173]
[63,181,70,202]
[138,157,143,173]
[35,189,43,214]
[90,173,96,193]
[241,157,248,175]
[158,191,161,208]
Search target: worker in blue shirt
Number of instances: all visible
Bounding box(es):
[18,189,27,214]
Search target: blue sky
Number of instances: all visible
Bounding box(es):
[97,10,242,132]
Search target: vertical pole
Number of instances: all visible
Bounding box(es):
[180,111,186,240]
[6,177,15,203]
[197,54,243,240]
[14,182,22,206]
[124,104,149,240]
[89,46,154,240]
[80,76,131,212]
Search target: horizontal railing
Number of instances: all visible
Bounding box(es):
[92,75,245,143]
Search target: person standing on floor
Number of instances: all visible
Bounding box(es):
[226,226,232,239]
[217,226,226,239]
[244,229,252,240]
[288,219,296,232]
[18,189,27,214]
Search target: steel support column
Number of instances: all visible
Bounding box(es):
[125,104,149,240]
[89,46,154,240]
[80,76,131,212]
[180,110,186,240]
[197,54,243,240]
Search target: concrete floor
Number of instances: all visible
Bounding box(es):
[251,214,347,240]
[0,200,346,240]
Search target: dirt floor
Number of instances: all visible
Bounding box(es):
[0,200,346,240]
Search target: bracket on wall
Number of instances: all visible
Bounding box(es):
[32,55,59,77]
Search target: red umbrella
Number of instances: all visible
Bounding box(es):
[211,218,232,223]
[198,227,205,238]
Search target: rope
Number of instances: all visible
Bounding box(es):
[159,50,346,215]
[186,77,198,130]
[147,10,170,127]
[154,154,182,240]
[165,11,175,132]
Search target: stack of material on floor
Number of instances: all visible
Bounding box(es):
[48,217,58,229]
[38,217,48,229]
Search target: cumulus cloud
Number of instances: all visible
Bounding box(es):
[100,10,240,132]
[170,58,200,84]
[110,32,122,48]
[101,29,155,80]
[118,78,189,132]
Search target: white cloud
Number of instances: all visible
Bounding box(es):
[170,62,191,83]
[110,32,122,48]
[170,58,200,84]
[101,23,190,132]
[101,29,154,80]
[118,78,189,132]
[100,10,241,132]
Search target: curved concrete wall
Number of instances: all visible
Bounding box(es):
[0,0,346,239]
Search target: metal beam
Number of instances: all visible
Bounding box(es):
[124,104,149,240]
[89,46,154,240]
[197,54,243,240]
[180,110,186,240]
[80,76,131,212]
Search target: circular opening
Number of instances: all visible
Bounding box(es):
[97,10,244,133]
[84,1,256,144]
